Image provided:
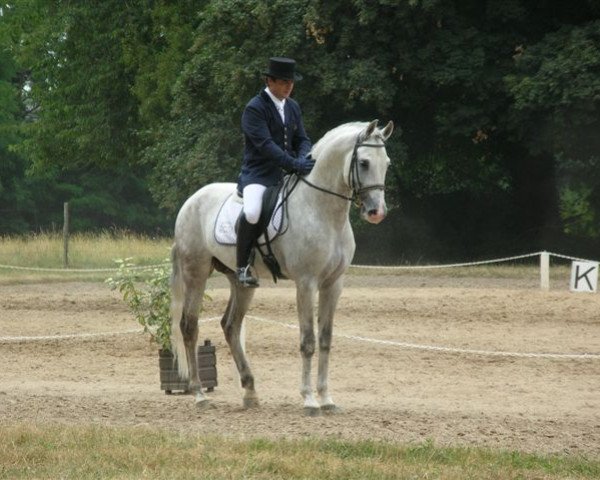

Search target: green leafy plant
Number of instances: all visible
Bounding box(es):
[106,258,172,351]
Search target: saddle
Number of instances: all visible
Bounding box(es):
[213,176,299,282]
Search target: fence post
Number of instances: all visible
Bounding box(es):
[63,202,70,268]
[540,251,550,291]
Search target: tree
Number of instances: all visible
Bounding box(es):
[5,1,140,170]
[305,0,600,259]
[144,0,315,211]
[0,1,172,234]
[3,0,600,260]
[0,9,35,233]
[506,20,600,238]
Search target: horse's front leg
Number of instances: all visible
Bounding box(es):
[297,279,319,415]
[317,277,343,413]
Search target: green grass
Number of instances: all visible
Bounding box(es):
[0,425,597,479]
[0,231,171,283]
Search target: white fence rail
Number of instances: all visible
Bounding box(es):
[350,251,598,292]
[1,251,598,290]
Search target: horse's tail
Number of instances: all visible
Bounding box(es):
[169,243,189,379]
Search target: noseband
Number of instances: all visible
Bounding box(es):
[300,134,387,204]
[348,138,387,201]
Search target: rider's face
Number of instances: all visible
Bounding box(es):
[267,77,295,100]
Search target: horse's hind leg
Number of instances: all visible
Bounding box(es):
[175,256,212,406]
[183,285,208,405]
[221,273,258,408]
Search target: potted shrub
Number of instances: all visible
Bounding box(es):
[106,259,216,394]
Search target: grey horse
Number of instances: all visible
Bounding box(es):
[170,119,394,414]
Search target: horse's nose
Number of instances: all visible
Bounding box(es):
[367,207,386,224]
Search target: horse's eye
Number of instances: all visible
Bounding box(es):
[359,159,369,168]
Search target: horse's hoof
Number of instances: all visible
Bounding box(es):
[243,397,260,409]
[321,404,342,415]
[303,406,321,417]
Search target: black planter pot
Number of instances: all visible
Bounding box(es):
[158,339,217,394]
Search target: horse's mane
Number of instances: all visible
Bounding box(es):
[311,122,383,159]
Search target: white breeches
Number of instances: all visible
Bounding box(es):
[242,184,267,225]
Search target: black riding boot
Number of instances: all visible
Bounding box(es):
[236,214,260,288]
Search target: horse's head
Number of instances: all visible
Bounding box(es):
[349,120,394,224]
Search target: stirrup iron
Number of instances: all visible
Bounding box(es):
[237,265,259,288]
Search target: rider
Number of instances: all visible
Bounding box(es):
[236,57,315,287]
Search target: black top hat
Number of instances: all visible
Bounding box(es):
[263,57,303,81]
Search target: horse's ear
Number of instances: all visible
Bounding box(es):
[381,121,394,141]
[361,119,379,141]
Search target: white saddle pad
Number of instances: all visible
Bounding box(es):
[214,192,286,245]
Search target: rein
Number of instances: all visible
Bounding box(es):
[299,177,354,201]
[299,135,387,204]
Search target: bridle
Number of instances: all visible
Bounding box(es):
[299,134,387,205]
